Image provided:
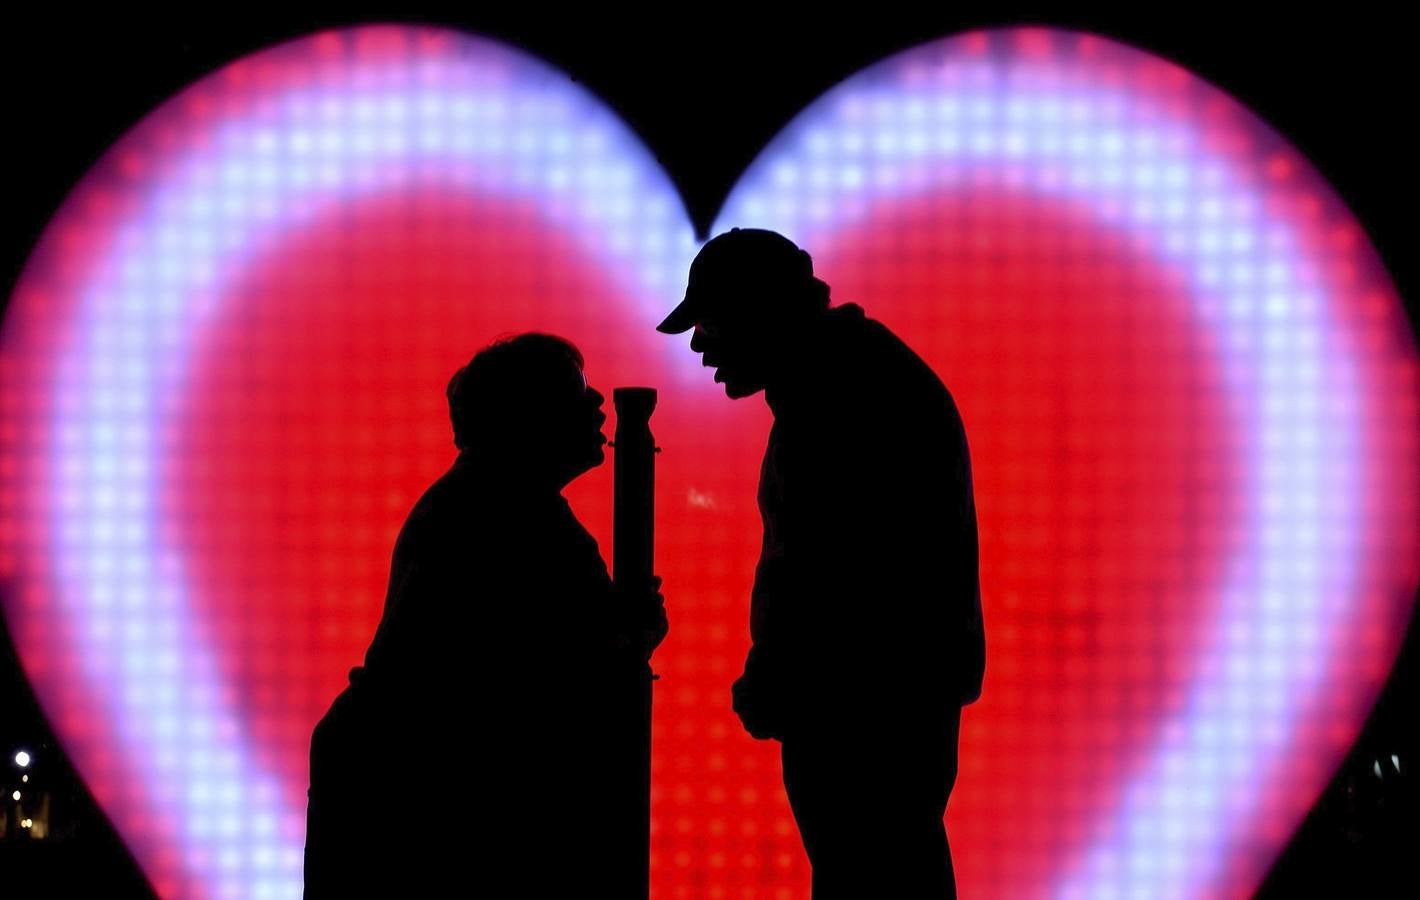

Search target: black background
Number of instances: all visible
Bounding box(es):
[2,6,1415,897]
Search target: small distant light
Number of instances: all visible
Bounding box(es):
[1392,754,1401,773]
[1372,760,1383,779]
[13,751,30,768]
[10,790,19,801]
[20,775,27,783]
[21,818,33,829]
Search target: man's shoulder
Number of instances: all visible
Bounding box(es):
[829,305,957,409]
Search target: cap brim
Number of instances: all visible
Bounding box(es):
[656,296,698,334]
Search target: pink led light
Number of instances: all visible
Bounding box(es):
[1,25,1415,899]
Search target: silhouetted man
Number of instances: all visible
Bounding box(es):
[305,334,667,897]
[659,229,985,898]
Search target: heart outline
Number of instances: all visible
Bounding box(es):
[1,23,1415,899]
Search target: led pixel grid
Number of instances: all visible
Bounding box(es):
[1,24,1416,900]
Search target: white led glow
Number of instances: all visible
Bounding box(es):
[1,25,1413,900]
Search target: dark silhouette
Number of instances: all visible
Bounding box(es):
[609,385,662,899]
[304,334,668,897]
[659,229,986,898]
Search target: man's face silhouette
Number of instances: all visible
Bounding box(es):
[689,311,773,399]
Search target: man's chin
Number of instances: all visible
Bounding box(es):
[720,378,765,399]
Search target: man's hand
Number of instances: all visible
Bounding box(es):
[731,650,784,741]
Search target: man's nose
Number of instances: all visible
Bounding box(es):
[689,326,708,352]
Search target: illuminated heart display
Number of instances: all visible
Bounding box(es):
[1,24,1416,899]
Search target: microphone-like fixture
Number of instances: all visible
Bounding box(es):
[610,385,657,899]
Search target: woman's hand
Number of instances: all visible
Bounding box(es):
[614,575,668,657]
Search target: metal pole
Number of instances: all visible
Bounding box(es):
[611,386,657,899]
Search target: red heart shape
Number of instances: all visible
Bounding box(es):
[2,24,1415,900]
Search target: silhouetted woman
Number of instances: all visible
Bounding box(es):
[305,334,666,897]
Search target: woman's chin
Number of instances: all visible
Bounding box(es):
[576,446,606,473]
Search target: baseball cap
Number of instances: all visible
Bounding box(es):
[656,228,814,334]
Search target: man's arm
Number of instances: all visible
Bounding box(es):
[779,383,981,714]
[732,421,797,740]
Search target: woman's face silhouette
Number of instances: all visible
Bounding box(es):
[543,362,608,486]
[461,340,606,489]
